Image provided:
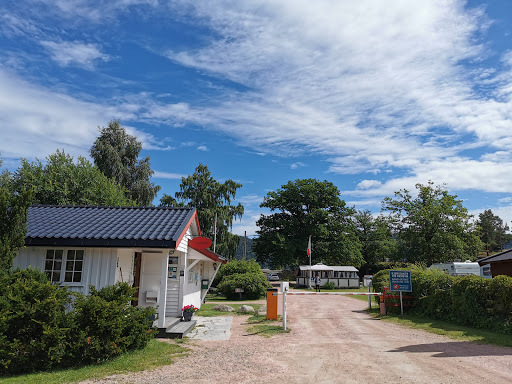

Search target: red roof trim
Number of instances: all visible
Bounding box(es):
[189,245,227,264]
[175,210,201,248]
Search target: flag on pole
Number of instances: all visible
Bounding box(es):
[307,235,311,258]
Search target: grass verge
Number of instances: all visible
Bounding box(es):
[196,303,262,317]
[1,339,190,384]
[245,315,290,337]
[370,309,512,348]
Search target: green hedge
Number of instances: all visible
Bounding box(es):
[0,269,156,376]
[373,268,512,334]
[217,272,271,300]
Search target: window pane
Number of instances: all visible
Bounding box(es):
[76,250,84,260]
[67,250,76,260]
[75,261,83,272]
[46,249,54,258]
[45,260,53,270]
[54,261,62,271]
[65,272,72,282]
[53,271,60,282]
[55,250,63,260]
[66,260,74,271]
[73,272,82,282]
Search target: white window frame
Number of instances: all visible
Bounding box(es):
[45,248,85,285]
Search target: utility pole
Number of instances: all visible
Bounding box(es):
[243,231,247,260]
[213,212,217,253]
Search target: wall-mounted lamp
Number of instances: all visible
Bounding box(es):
[168,249,175,255]
[213,263,217,270]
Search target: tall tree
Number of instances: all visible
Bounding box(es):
[382,181,482,265]
[354,210,397,265]
[0,160,33,271]
[160,164,244,259]
[476,209,510,255]
[12,150,134,206]
[254,179,363,269]
[90,120,160,206]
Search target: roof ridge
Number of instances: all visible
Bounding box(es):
[30,205,194,210]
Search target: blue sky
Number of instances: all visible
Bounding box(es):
[2,0,512,237]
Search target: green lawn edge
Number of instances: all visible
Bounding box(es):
[1,339,190,384]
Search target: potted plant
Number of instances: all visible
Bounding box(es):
[182,304,199,321]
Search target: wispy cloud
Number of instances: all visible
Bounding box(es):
[290,162,305,170]
[197,145,208,151]
[40,40,110,69]
[153,171,186,180]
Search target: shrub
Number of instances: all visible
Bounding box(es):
[373,268,512,334]
[213,259,263,287]
[217,272,271,300]
[0,268,72,375]
[0,272,156,376]
[323,282,336,290]
[69,283,156,365]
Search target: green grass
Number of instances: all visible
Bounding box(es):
[196,303,262,317]
[245,315,290,337]
[370,309,512,348]
[1,339,190,384]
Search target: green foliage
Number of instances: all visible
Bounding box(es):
[476,209,511,255]
[213,259,263,286]
[217,272,271,300]
[0,173,33,271]
[323,281,336,290]
[12,150,134,206]
[382,181,482,265]
[90,120,160,206]
[0,268,72,374]
[71,283,156,365]
[0,270,155,376]
[254,179,363,268]
[354,210,397,265]
[373,268,512,334]
[160,163,244,259]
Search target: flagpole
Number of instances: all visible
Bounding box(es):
[308,235,312,289]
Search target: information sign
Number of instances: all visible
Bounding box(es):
[389,270,412,292]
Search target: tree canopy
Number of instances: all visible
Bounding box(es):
[354,210,396,266]
[382,181,482,265]
[253,179,363,269]
[476,209,511,256]
[160,164,244,259]
[12,150,134,206]
[0,161,33,271]
[90,120,160,206]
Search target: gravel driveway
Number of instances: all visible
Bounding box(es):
[85,295,512,384]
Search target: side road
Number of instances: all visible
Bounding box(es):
[85,295,512,384]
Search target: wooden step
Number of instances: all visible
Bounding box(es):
[157,318,196,339]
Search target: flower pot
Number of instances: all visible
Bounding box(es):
[183,311,194,321]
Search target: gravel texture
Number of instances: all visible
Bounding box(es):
[83,296,512,384]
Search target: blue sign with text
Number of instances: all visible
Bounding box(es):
[389,270,412,292]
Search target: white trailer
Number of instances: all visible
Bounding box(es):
[429,260,484,277]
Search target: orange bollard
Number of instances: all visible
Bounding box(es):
[266,288,278,320]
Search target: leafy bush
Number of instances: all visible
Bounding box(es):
[0,271,156,376]
[323,282,336,290]
[0,268,72,374]
[70,283,156,365]
[217,272,271,300]
[373,268,512,334]
[213,259,263,287]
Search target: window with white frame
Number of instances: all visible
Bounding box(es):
[45,249,84,283]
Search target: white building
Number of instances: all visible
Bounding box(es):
[14,205,226,332]
[296,262,359,288]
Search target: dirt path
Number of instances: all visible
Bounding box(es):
[87,295,512,384]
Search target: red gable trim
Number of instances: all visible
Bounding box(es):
[189,245,227,264]
[174,210,201,249]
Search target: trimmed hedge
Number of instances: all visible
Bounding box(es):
[373,268,512,334]
[0,269,156,376]
[217,272,271,300]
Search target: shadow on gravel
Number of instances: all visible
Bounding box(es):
[388,342,512,357]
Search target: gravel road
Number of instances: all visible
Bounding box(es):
[85,295,512,384]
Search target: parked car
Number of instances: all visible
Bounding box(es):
[267,273,280,281]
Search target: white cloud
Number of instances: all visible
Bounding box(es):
[40,40,110,69]
[153,171,185,180]
[356,180,382,190]
[197,145,208,151]
[290,162,305,170]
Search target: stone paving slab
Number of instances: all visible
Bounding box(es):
[187,316,233,340]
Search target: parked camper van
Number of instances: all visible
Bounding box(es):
[429,260,483,277]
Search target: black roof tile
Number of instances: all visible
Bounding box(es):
[25,205,197,248]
